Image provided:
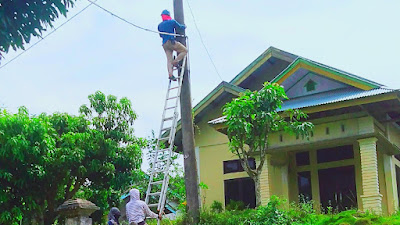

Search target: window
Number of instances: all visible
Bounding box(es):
[304,79,317,92]
[317,145,354,163]
[296,151,310,166]
[224,177,256,208]
[297,171,312,202]
[223,158,256,174]
[318,166,357,211]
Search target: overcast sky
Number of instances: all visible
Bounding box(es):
[1,0,400,167]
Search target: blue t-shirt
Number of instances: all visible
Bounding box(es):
[158,19,186,45]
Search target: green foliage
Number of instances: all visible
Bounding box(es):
[0,91,144,224]
[223,82,313,206]
[171,196,400,225]
[225,200,246,211]
[0,0,76,58]
[210,201,223,213]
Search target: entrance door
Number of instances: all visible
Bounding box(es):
[318,165,357,211]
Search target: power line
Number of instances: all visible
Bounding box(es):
[186,0,224,81]
[0,1,97,70]
[88,0,185,37]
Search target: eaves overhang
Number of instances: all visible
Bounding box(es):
[208,88,399,128]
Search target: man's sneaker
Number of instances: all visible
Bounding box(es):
[169,75,177,81]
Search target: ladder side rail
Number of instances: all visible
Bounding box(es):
[146,81,173,204]
[168,56,186,144]
[157,145,174,211]
[146,134,168,204]
[156,55,187,214]
[157,81,173,139]
[159,150,173,212]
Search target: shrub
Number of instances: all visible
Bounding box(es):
[210,201,223,213]
[225,200,246,211]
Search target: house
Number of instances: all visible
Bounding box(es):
[174,47,400,215]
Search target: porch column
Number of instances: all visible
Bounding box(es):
[383,154,399,214]
[260,155,271,205]
[358,137,383,213]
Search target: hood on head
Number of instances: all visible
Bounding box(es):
[108,207,121,222]
[129,189,140,201]
[161,9,170,16]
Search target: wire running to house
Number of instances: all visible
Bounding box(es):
[88,0,185,38]
[0,0,97,70]
[186,0,224,81]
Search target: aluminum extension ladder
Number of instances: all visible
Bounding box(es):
[145,56,186,224]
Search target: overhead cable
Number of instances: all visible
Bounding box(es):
[88,0,185,37]
[0,0,97,70]
[186,0,224,81]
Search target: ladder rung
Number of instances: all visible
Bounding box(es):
[167,96,178,100]
[148,203,159,208]
[155,159,169,164]
[163,117,174,121]
[169,86,179,90]
[165,106,177,110]
[148,192,162,196]
[161,127,171,132]
[157,148,170,152]
[159,137,169,141]
[151,180,163,185]
[154,168,166,172]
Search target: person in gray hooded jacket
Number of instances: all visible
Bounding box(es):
[126,189,162,225]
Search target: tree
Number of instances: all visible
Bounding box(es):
[0,0,76,58]
[223,82,313,207]
[0,91,144,224]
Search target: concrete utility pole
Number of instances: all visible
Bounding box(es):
[173,0,200,223]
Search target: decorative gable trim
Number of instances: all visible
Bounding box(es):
[230,47,297,86]
[272,58,381,90]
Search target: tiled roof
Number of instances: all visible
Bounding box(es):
[208,88,397,125]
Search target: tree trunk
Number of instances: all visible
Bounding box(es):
[254,175,262,207]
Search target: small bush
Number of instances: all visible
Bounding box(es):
[225,200,245,211]
[210,201,223,213]
[160,196,400,224]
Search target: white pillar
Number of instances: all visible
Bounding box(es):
[358,137,382,213]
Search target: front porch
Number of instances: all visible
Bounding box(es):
[259,112,400,215]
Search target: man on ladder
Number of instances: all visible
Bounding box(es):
[158,9,187,81]
[141,9,188,225]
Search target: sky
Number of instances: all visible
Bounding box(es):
[1,0,400,168]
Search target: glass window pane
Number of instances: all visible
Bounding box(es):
[297,171,312,202]
[223,158,256,174]
[248,158,256,170]
[223,160,240,174]
[317,145,354,163]
[296,151,310,166]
